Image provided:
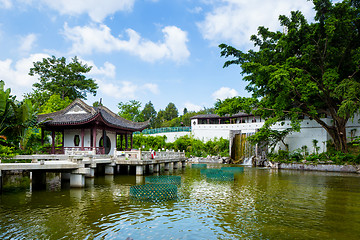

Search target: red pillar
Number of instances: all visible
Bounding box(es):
[125,134,128,150]
[93,126,97,152]
[81,128,84,150]
[41,128,44,145]
[120,134,123,150]
[51,130,55,154]
[130,134,133,149]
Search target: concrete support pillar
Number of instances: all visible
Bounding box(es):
[164,162,170,171]
[136,176,143,184]
[173,162,179,169]
[148,164,154,174]
[86,168,95,178]
[153,164,160,173]
[182,161,186,168]
[105,165,114,175]
[61,172,71,181]
[0,170,2,192]
[136,165,144,176]
[70,174,85,188]
[32,171,46,189]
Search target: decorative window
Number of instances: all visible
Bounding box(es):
[74,135,80,146]
[99,136,111,154]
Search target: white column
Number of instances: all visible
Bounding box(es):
[86,168,95,178]
[153,164,160,173]
[164,162,169,171]
[173,162,179,169]
[148,164,154,174]
[70,174,85,188]
[105,165,114,175]
[136,165,144,176]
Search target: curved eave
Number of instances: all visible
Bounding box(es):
[98,112,150,132]
[39,112,150,132]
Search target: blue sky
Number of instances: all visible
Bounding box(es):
[0,0,316,114]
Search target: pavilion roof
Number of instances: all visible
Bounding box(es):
[37,99,150,131]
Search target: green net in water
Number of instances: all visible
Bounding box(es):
[130,184,178,202]
[200,168,222,175]
[206,172,234,181]
[221,167,244,173]
[191,164,207,169]
[145,175,181,185]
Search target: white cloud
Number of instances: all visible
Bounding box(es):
[63,23,190,63]
[41,0,135,22]
[197,0,314,48]
[212,87,238,100]
[19,33,37,52]
[0,0,12,9]
[99,80,159,99]
[83,60,116,79]
[184,102,203,112]
[188,6,203,14]
[0,53,50,98]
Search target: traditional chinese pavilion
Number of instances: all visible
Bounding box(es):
[37,99,149,155]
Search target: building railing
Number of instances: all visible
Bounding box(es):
[134,127,191,135]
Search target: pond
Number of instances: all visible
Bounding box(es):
[1,165,360,239]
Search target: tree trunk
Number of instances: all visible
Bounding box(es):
[311,114,348,153]
[327,123,348,153]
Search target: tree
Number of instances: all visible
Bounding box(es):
[23,90,51,113]
[141,101,157,127]
[40,94,72,114]
[93,100,103,108]
[0,80,12,137]
[29,56,98,100]
[219,0,360,153]
[164,102,178,121]
[0,81,38,149]
[118,100,142,121]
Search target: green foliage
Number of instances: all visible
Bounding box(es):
[23,90,51,113]
[29,56,98,100]
[131,135,167,151]
[118,100,142,121]
[172,135,229,158]
[215,96,258,116]
[39,94,72,114]
[163,102,178,121]
[0,144,16,161]
[131,135,229,158]
[219,0,360,152]
[141,101,157,127]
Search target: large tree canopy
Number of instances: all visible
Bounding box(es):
[29,56,98,101]
[218,0,360,152]
[118,100,142,122]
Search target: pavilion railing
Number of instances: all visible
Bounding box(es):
[43,147,105,155]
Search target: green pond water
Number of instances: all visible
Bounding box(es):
[1,165,360,239]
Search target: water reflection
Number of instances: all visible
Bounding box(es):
[0,166,360,239]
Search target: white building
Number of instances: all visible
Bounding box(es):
[190,113,360,154]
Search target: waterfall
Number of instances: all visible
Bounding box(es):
[242,157,253,166]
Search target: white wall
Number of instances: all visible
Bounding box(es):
[148,132,191,143]
[191,116,360,153]
[63,129,117,155]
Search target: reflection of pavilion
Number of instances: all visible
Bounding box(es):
[37,99,149,155]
